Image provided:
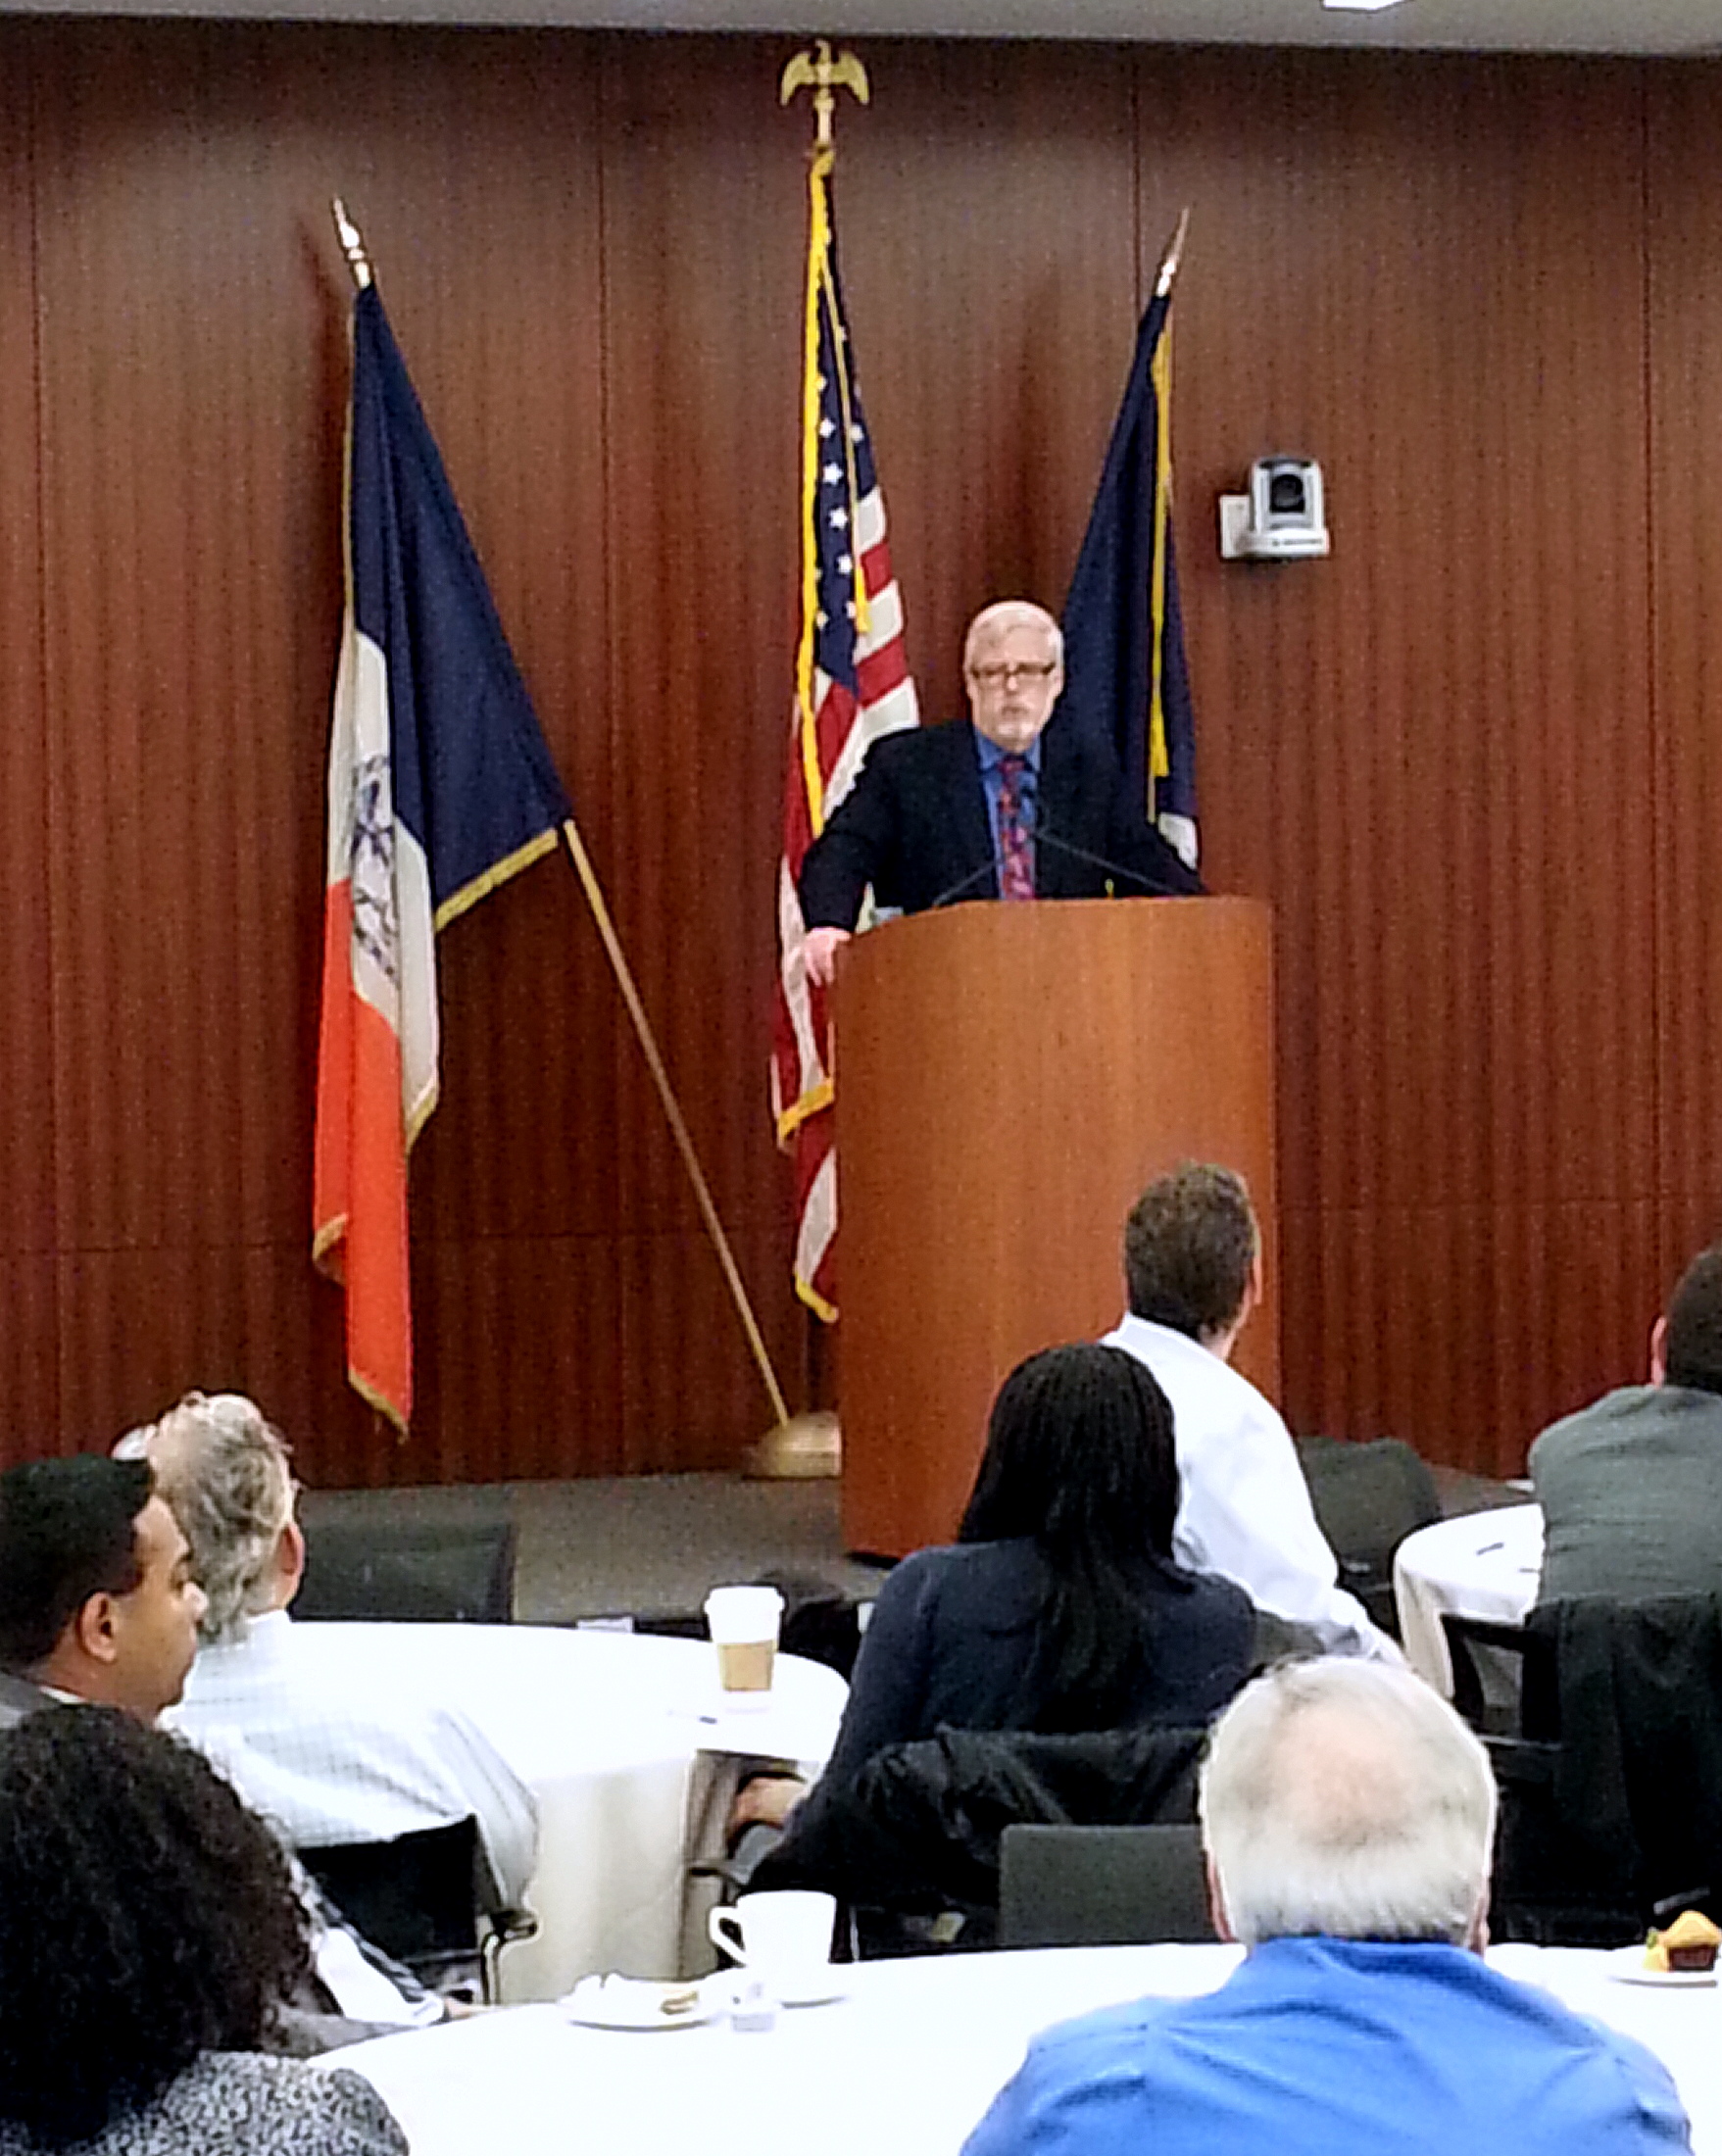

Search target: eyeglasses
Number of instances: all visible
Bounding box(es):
[967,661,1059,690]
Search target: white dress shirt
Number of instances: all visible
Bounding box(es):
[1103,1314,1395,1658]
[167,1610,539,1905]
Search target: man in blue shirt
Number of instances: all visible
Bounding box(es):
[963,1659,1690,2156]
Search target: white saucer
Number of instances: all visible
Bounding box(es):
[1606,1945,1719,1988]
[562,1975,730,2030]
[778,1973,851,2008]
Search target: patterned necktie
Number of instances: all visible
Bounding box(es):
[996,755,1034,902]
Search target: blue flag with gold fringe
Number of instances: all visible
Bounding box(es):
[1059,282,1199,870]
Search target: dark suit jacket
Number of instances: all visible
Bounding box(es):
[798,716,1203,929]
[0,1669,51,1728]
[753,1722,1211,1932]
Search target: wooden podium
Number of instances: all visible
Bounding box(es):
[834,897,1276,1557]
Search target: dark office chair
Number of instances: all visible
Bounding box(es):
[1294,1435,1443,1638]
[302,1816,537,2004]
[1446,1602,1689,1947]
[295,1518,517,1625]
[753,1723,1209,1957]
[1526,1593,1722,1936]
[1441,1611,1557,1738]
[998,1823,1213,1948]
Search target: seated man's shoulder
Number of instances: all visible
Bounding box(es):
[177,1628,462,1755]
[1017,1990,1190,2076]
[1156,1339,1282,1443]
[1530,1385,1684,1474]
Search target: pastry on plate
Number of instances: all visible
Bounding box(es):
[1644,1909,1721,1974]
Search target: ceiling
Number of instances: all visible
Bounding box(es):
[3,0,1719,53]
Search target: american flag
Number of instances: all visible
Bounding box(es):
[771,146,917,1321]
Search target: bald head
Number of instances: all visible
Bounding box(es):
[116,1394,299,1645]
[1199,1659,1496,1948]
[962,600,1064,753]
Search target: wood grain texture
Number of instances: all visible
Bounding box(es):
[0,26,1714,1489]
[828,40,1141,727]
[1647,62,1722,1321]
[0,47,59,1442]
[1140,50,1658,1475]
[838,899,1276,1553]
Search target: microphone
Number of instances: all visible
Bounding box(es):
[1034,819,1195,899]
[929,855,1001,910]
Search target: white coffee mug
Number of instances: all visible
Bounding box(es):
[708,1889,836,2000]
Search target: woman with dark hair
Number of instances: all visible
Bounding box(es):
[733,1345,1254,1844]
[0,1706,405,2156]
[821,1345,1253,1782]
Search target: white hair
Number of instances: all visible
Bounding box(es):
[962,599,1064,672]
[1199,1658,1497,1945]
[115,1393,295,1645]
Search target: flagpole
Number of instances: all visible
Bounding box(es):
[1154,207,1192,299]
[331,199,373,290]
[560,820,793,1431]
[328,198,798,1443]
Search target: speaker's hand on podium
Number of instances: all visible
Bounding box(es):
[804,926,851,988]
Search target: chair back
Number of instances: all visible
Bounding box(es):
[754,1723,1208,1956]
[302,1814,537,2002]
[1440,1612,1558,1738]
[295,1517,516,1624]
[1478,1595,1722,1946]
[303,1816,483,1967]
[998,1823,1212,1948]
[1295,1436,1442,1637]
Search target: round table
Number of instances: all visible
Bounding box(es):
[199,1623,847,2002]
[1392,1502,1545,1693]
[331,1939,1721,2156]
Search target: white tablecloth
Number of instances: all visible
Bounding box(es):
[334,1940,1722,2156]
[1393,1503,1545,1693]
[282,1625,847,2002]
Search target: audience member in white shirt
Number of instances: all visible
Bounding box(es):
[118,1393,537,1905]
[1102,1163,1398,1660]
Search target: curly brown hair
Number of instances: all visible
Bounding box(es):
[0,1706,311,2147]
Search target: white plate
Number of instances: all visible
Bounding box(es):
[561,1975,730,2031]
[1607,1945,1719,1988]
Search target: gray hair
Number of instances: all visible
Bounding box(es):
[1199,1658,1497,1946]
[114,1394,295,1645]
[962,599,1064,673]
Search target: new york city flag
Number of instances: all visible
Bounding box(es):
[313,283,570,1431]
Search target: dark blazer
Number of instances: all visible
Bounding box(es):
[754,1722,1211,1931]
[0,1669,50,1729]
[798,716,1203,929]
[817,1538,1254,1796]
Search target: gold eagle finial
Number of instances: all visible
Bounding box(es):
[780,41,869,151]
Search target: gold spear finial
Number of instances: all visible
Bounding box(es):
[779,40,869,151]
[1155,207,1192,299]
[331,198,373,292]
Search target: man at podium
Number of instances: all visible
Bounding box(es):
[799,599,1201,986]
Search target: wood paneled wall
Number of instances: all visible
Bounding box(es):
[0,24,1716,1486]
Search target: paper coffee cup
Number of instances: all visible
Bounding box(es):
[704,1585,783,1708]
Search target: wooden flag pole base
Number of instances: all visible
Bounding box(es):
[744,1409,840,1481]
